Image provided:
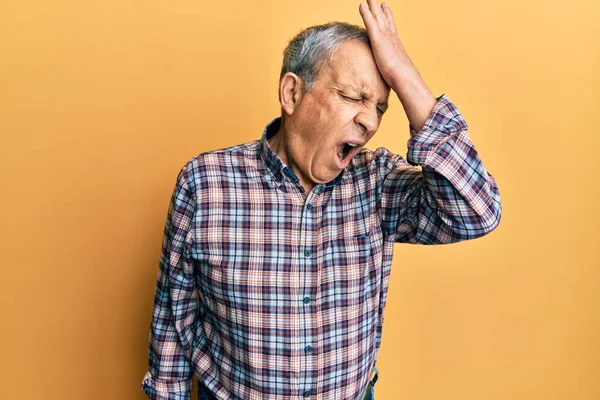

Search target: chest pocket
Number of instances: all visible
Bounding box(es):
[318,232,378,310]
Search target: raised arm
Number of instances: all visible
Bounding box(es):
[378,95,502,244]
[360,0,501,243]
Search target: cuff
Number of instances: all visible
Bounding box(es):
[406,94,469,166]
[141,371,192,400]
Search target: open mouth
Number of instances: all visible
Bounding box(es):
[337,142,359,163]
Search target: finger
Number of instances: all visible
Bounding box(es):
[359,2,380,33]
[367,0,387,26]
[381,3,397,34]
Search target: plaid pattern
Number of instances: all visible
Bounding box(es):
[141,94,502,399]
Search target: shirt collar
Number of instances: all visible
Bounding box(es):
[259,117,344,188]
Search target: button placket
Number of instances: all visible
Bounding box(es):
[298,189,321,400]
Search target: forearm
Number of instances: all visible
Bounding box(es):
[390,63,437,133]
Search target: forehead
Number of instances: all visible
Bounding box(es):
[322,40,389,96]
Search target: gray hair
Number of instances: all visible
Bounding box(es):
[279,22,370,92]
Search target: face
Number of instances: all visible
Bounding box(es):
[282,39,390,188]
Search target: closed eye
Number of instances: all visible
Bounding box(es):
[340,94,360,102]
[340,92,387,116]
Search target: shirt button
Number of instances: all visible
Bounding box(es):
[304,250,312,258]
[303,391,312,398]
[306,204,313,211]
[304,345,313,354]
[303,296,312,304]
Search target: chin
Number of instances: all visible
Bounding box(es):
[309,162,342,185]
[312,172,339,185]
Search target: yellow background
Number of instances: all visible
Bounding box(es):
[1,0,599,399]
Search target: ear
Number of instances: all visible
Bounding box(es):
[279,72,304,116]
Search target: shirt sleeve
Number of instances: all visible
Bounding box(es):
[380,94,502,244]
[141,164,198,399]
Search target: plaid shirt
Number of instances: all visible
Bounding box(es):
[141,94,502,399]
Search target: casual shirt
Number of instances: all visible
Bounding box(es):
[141,94,502,399]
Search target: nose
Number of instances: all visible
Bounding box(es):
[354,105,379,137]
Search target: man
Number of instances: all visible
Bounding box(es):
[141,1,502,399]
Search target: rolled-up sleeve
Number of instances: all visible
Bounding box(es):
[380,94,502,244]
[141,164,198,399]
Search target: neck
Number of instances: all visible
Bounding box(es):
[267,122,315,196]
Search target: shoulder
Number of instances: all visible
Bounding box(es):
[188,141,259,167]
[179,140,261,189]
